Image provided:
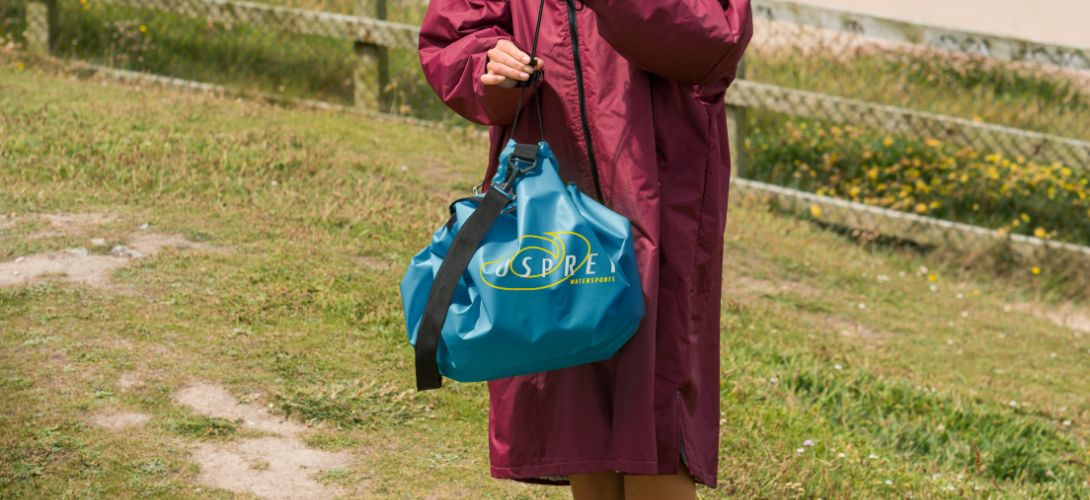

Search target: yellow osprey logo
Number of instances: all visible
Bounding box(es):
[479,231,616,291]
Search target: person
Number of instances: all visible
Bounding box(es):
[418,1,753,498]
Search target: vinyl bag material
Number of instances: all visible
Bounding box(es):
[400,139,644,389]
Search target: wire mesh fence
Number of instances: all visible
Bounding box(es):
[1,1,28,49]
[3,0,1090,268]
[1,0,453,119]
[736,8,1090,259]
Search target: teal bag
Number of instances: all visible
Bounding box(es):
[401,0,642,390]
[400,139,644,390]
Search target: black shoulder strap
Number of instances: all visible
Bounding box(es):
[415,142,539,390]
[415,188,510,390]
[415,0,548,391]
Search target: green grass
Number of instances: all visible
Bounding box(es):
[39,0,454,121]
[9,0,1090,249]
[2,60,1090,498]
[10,0,1090,138]
[9,1,1090,251]
[747,41,1090,141]
[744,113,1090,249]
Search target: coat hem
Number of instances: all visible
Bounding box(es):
[490,456,715,488]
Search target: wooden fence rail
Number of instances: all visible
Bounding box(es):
[731,178,1090,264]
[95,0,418,48]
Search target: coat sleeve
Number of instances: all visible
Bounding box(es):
[418,0,538,126]
[581,0,753,85]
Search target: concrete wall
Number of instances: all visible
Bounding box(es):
[796,0,1090,48]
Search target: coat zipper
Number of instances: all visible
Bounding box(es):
[565,0,605,202]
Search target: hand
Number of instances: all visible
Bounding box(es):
[481,40,544,88]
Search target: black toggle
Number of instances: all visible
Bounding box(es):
[514,64,544,88]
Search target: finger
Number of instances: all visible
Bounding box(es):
[481,73,517,89]
[487,48,535,74]
[480,73,507,86]
[487,60,530,81]
[497,40,532,65]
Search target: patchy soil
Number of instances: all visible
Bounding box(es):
[88,409,151,430]
[1,211,121,239]
[189,436,352,500]
[117,371,146,391]
[725,275,821,301]
[174,381,352,499]
[0,212,207,289]
[175,381,307,437]
[1013,302,1090,336]
[356,254,393,271]
[826,316,889,344]
[34,212,121,238]
[87,376,354,498]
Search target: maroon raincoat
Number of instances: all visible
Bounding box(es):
[419,0,752,487]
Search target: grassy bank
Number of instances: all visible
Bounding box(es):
[8,0,1089,137]
[746,40,1090,141]
[2,61,1089,497]
[4,0,1088,250]
[47,0,451,120]
[746,114,1090,247]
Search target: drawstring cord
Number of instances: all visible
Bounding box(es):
[507,0,547,143]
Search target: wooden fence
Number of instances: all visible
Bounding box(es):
[20,0,1090,265]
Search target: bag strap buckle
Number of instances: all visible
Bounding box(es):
[496,143,540,194]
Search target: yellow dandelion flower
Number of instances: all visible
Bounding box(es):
[809,204,822,218]
[1031,266,1041,275]
[914,203,928,213]
[1034,227,1048,239]
[1020,213,1031,222]
[924,137,941,148]
[882,136,894,147]
[139,24,148,33]
[928,273,938,282]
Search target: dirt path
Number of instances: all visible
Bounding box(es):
[0,212,209,289]
[88,376,353,499]
[175,381,353,500]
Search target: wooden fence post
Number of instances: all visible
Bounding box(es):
[353,0,389,112]
[26,0,58,56]
[727,58,747,178]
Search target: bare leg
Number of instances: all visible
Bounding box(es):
[621,465,696,500]
[570,471,625,500]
